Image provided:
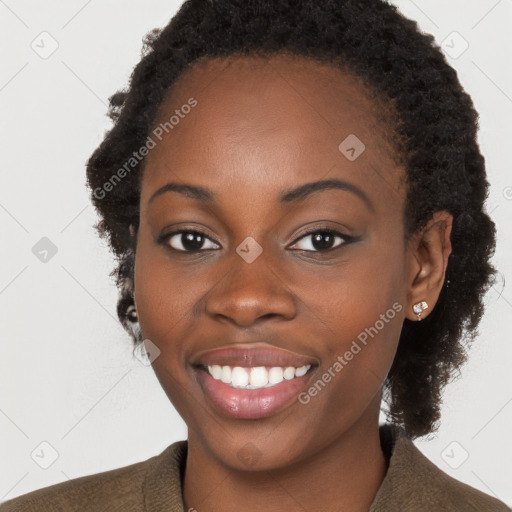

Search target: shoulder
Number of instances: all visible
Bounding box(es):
[0,441,187,512]
[371,425,510,511]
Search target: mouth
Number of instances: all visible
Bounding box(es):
[190,344,319,419]
[196,363,314,389]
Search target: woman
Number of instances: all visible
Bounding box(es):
[1,0,509,510]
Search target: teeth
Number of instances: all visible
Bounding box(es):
[268,367,283,385]
[211,365,223,380]
[231,366,249,388]
[250,367,268,387]
[206,364,311,390]
[283,367,295,380]
[295,365,309,377]
[221,365,231,384]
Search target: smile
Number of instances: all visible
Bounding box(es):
[206,364,312,389]
[194,363,316,419]
[191,344,319,419]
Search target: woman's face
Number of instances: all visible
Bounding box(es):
[134,55,410,470]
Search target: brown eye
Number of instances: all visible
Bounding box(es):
[289,229,348,252]
[164,230,220,252]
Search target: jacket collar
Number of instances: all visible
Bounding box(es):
[144,439,188,512]
[142,424,507,511]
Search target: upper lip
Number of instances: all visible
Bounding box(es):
[191,343,319,369]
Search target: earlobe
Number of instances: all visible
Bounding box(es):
[412,300,429,321]
[405,211,453,321]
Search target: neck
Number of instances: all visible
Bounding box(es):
[183,404,388,511]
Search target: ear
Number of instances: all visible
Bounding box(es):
[405,211,453,321]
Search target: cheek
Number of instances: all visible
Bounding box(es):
[132,235,213,420]
[133,233,205,354]
[295,239,406,401]
[292,296,403,436]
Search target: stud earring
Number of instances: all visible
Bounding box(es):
[125,303,143,342]
[126,304,138,323]
[413,301,428,321]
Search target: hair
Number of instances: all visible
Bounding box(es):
[85,0,496,439]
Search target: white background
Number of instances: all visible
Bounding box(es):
[1,0,511,506]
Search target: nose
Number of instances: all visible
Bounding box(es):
[205,251,296,328]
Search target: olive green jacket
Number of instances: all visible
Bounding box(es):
[1,425,509,511]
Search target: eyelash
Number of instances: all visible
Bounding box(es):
[158,226,355,254]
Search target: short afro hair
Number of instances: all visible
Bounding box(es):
[86,0,496,438]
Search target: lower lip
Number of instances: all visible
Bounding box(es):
[194,367,315,419]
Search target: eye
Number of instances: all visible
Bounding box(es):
[161,230,220,252]
[289,228,350,252]
[159,227,353,253]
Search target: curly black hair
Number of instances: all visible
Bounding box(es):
[85,0,496,439]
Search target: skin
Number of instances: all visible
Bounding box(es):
[132,54,452,512]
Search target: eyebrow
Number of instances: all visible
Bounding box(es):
[279,178,373,210]
[149,183,214,204]
[148,178,373,211]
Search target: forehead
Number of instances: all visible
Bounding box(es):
[141,54,404,210]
